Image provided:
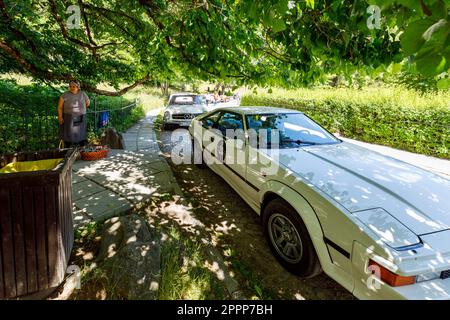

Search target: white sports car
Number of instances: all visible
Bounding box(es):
[163,93,207,129]
[188,106,450,300]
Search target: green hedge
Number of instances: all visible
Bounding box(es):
[241,88,450,159]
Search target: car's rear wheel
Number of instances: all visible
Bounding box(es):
[263,198,322,278]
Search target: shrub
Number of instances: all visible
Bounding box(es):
[241,87,450,159]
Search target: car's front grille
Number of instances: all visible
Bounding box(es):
[441,269,450,279]
[172,113,195,120]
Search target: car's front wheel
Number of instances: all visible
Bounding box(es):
[263,198,322,278]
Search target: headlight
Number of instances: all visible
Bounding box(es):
[353,208,421,249]
[416,271,441,283]
[164,111,171,121]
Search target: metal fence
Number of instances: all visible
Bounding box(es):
[0,98,139,154]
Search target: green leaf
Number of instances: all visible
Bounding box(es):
[437,77,450,89]
[400,19,434,56]
[428,0,448,20]
[248,3,259,21]
[274,0,289,15]
[271,18,287,33]
[306,0,315,9]
[397,0,422,11]
[423,19,449,42]
[391,62,403,73]
[416,53,447,76]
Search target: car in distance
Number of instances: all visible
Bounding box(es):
[188,106,450,300]
[162,93,207,130]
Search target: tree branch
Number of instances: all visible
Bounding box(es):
[81,75,151,96]
[0,41,39,74]
[138,0,178,48]
[0,0,37,53]
[0,40,150,96]
[48,0,119,54]
[83,3,143,28]
[77,0,97,47]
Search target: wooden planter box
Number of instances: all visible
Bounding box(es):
[0,148,77,299]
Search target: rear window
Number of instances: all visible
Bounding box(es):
[169,95,203,105]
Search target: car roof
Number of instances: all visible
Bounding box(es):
[210,106,302,115]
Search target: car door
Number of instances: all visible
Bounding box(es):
[214,112,247,179]
[196,111,222,165]
[201,112,251,191]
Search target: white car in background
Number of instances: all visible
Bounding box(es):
[189,106,450,300]
[162,93,207,130]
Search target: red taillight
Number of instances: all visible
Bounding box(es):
[368,260,416,287]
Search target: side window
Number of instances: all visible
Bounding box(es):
[201,112,221,128]
[216,112,244,136]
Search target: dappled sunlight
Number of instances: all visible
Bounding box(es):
[155,129,354,299]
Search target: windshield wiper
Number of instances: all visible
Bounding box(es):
[280,139,319,146]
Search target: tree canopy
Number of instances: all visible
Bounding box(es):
[0,0,449,95]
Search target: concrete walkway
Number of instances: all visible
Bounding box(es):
[70,109,245,299]
[71,109,181,228]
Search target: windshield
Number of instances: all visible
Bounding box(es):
[169,95,203,105]
[246,113,340,148]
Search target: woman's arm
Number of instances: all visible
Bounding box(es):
[58,96,64,125]
[84,92,91,108]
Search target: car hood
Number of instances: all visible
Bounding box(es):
[166,104,206,114]
[266,142,450,235]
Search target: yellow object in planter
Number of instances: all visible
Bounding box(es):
[0,158,64,173]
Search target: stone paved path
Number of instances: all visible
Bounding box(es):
[71,110,181,228]
[70,110,244,299]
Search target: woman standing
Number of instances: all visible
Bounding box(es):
[58,80,90,148]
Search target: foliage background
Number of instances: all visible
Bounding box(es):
[242,86,450,158]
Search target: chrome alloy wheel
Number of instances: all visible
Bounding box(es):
[268,213,303,264]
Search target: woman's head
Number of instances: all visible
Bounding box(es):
[69,80,81,94]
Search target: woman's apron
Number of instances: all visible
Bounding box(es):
[60,113,87,143]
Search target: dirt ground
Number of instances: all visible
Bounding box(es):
[159,129,354,300]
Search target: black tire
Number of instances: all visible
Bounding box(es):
[263,198,322,278]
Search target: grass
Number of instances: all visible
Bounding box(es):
[70,221,120,300]
[222,246,276,300]
[69,216,228,300]
[124,86,166,113]
[158,226,227,300]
